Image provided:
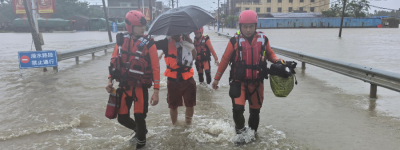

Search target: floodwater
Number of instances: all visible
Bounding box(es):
[0,28,399,150]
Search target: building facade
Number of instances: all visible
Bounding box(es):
[107,0,156,19]
[234,0,330,14]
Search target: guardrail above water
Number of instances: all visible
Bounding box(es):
[216,32,400,98]
[57,43,116,61]
[53,42,116,70]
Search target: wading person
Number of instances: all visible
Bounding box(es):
[106,10,160,149]
[155,34,197,125]
[211,10,283,145]
[193,27,219,85]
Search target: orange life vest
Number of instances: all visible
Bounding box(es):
[164,37,194,80]
[194,35,211,61]
[231,32,266,80]
[109,33,153,88]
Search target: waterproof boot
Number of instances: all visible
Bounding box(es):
[136,139,146,149]
[205,72,212,84]
[130,129,148,142]
[248,108,260,133]
[130,129,148,149]
[198,73,204,83]
[234,127,248,146]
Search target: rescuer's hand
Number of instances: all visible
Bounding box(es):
[215,60,220,66]
[212,80,219,90]
[150,89,159,106]
[106,79,113,93]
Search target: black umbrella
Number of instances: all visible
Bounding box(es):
[148,5,214,36]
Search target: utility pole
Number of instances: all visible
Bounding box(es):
[24,0,48,71]
[339,0,347,37]
[217,0,220,32]
[102,0,112,42]
[172,0,174,9]
[31,0,39,36]
[23,0,42,51]
[224,0,226,15]
[142,0,144,12]
[177,0,178,7]
[227,0,230,16]
[149,0,152,21]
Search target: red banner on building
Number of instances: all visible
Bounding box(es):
[37,0,56,14]
[13,0,30,14]
[137,8,152,21]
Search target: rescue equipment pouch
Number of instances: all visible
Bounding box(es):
[200,51,211,61]
[229,80,242,98]
[105,88,122,119]
[259,61,269,79]
[109,57,121,80]
[233,61,245,80]
[127,58,148,86]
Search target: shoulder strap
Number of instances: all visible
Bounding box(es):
[236,34,243,61]
[136,36,150,54]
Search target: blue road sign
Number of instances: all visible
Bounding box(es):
[112,22,118,33]
[18,50,58,69]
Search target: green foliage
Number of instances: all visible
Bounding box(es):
[347,0,370,18]
[322,0,370,18]
[322,10,337,17]
[0,0,18,22]
[52,0,105,19]
[370,10,400,18]
[52,0,90,18]
[226,15,238,25]
[88,7,105,18]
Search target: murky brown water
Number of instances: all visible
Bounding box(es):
[0,28,399,150]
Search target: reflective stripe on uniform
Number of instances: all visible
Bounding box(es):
[129,70,145,74]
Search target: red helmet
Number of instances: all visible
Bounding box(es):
[194,27,203,35]
[125,10,147,34]
[238,10,258,24]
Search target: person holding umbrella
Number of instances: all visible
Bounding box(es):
[148,6,214,125]
[155,34,196,125]
[212,10,283,145]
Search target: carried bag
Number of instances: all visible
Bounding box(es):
[176,41,194,68]
[105,88,122,119]
[269,60,298,97]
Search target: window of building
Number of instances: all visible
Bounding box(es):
[278,0,282,3]
[245,8,250,10]
[267,0,271,3]
[278,7,282,12]
[310,7,314,12]
[256,7,260,12]
[267,7,271,12]
[289,0,293,3]
[311,0,315,2]
[299,7,303,11]
[289,7,292,12]
[300,0,304,2]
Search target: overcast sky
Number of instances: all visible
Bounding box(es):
[82,0,399,13]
